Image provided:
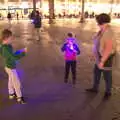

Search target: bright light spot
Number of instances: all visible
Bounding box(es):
[20,2,28,9]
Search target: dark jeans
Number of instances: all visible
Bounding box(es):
[64,60,76,84]
[93,64,112,93]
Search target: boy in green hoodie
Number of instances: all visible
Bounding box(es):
[0,29,27,104]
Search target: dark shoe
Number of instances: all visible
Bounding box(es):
[64,79,68,83]
[72,79,76,85]
[85,88,98,93]
[17,97,26,104]
[103,92,111,100]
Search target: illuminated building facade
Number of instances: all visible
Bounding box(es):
[0,0,120,17]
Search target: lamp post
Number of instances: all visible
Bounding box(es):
[80,0,85,23]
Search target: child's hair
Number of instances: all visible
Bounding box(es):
[96,13,111,25]
[1,29,12,40]
[67,32,73,37]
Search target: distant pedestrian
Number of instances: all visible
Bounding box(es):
[0,13,1,20]
[7,12,12,23]
[16,12,19,20]
[30,11,35,20]
[61,33,80,85]
[0,29,27,104]
[86,13,117,99]
[33,11,42,41]
[22,14,24,19]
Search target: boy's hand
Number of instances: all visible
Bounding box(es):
[98,62,104,69]
[20,48,27,53]
[24,48,27,52]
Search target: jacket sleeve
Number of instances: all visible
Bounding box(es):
[14,49,26,60]
[2,47,25,61]
[74,44,80,55]
[61,43,66,52]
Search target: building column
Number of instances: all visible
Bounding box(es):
[76,0,80,14]
[19,0,21,3]
[80,0,85,23]
[4,0,8,4]
[40,0,43,8]
[97,0,101,4]
[33,0,36,12]
[110,0,114,15]
[49,0,55,24]
[4,0,8,10]
[64,0,69,14]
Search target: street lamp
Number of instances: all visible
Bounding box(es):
[80,0,85,23]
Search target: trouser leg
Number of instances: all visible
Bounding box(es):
[103,70,112,94]
[37,28,40,40]
[10,69,22,98]
[5,67,14,95]
[71,61,76,84]
[64,61,70,82]
[93,64,102,90]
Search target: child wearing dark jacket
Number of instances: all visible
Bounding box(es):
[33,11,41,41]
[61,33,80,85]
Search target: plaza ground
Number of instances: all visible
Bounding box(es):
[0,19,120,120]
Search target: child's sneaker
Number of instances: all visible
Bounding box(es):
[9,93,16,100]
[17,97,26,104]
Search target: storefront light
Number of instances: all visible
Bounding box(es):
[20,2,28,9]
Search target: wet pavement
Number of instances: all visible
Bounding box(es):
[0,19,120,120]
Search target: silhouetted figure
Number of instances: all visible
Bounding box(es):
[33,11,42,41]
[17,13,19,20]
[85,11,89,18]
[7,12,12,23]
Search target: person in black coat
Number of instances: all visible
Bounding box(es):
[7,12,12,23]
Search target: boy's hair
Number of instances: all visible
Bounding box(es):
[1,29,12,40]
[67,32,73,37]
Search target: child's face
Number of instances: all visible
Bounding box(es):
[6,36,12,44]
